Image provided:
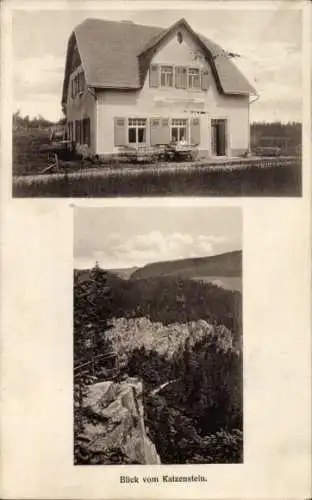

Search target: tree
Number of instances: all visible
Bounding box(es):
[74,262,113,368]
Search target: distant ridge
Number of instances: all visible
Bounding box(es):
[107,267,139,280]
[130,250,242,281]
[74,251,242,291]
[74,266,138,283]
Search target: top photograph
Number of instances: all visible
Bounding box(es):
[11,7,302,197]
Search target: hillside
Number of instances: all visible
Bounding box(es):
[107,266,139,280]
[130,250,242,281]
[74,263,243,464]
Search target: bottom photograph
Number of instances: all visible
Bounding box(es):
[73,206,243,465]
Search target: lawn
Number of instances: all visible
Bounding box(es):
[12,128,302,197]
[13,128,52,175]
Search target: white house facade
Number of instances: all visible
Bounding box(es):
[62,18,256,159]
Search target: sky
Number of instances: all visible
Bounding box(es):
[74,207,242,269]
[11,5,302,123]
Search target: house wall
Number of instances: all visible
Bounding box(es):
[95,26,250,158]
[66,64,97,156]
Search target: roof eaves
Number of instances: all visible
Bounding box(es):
[90,83,140,90]
[61,31,76,106]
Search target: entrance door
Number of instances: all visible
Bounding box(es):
[211,119,227,156]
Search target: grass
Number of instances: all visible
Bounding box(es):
[13,128,52,175]
[13,160,301,197]
[12,128,301,197]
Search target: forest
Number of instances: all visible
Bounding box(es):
[74,263,243,464]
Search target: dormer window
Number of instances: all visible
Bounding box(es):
[188,68,200,89]
[71,70,85,98]
[160,65,174,87]
[149,64,203,90]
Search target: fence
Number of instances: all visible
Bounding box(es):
[74,351,119,382]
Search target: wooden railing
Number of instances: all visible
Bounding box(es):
[74,351,119,381]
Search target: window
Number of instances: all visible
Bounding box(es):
[128,118,147,144]
[161,65,174,87]
[188,68,200,89]
[68,121,73,141]
[171,119,188,142]
[71,70,85,98]
[149,64,201,89]
[175,66,187,89]
[77,72,85,94]
[75,120,81,143]
[82,118,90,146]
[177,31,183,44]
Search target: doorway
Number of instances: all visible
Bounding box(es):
[211,119,227,156]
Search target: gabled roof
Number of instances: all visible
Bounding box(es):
[62,17,256,106]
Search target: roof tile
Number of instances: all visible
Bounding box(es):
[63,18,256,103]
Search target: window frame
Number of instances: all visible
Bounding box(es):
[160,65,174,88]
[170,118,188,143]
[151,64,201,90]
[71,69,85,99]
[67,121,73,141]
[175,66,187,89]
[75,120,81,144]
[127,118,147,145]
[82,117,90,146]
[188,67,201,89]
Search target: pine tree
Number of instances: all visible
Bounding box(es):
[74,262,113,369]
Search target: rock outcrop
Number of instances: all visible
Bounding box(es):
[80,377,161,465]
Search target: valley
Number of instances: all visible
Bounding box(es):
[74,251,243,465]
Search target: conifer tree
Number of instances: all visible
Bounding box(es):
[74,261,113,368]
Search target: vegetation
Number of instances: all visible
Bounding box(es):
[131,249,242,280]
[74,263,113,367]
[251,122,301,156]
[74,263,243,464]
[12,115,301,196]
[13,129,52,176]
[13,158,301,197]
[251,121,301,142]
[75,270,242,341]
[13,110,57,130]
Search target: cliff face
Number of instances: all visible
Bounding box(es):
[80,377,161,465]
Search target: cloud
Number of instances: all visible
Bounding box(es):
[75,231,230,269]
[14,55,63,92]
[13,55,64,119]
[12,11,302,122]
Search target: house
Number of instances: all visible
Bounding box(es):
[61,17,256,159]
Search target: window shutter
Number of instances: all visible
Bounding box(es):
[160,118,170,144]
[87,118,91,146]
[150,118,161,145]
[81,72,85,92]
[74,120,78,142]
[201,69,209,91]
[114,117,126,146]
[181,67,187,89]
[175,67,181,89]
[190,117,201,145]
[79,120,82,143]
[82,118,91,146]
[150,118,170,145]
[149,64,159,87]
[175,67,187,89]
